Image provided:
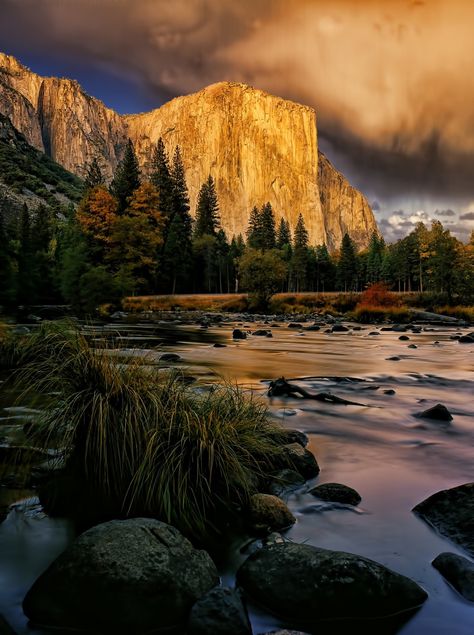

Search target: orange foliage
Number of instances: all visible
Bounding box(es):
[77,186,117,245]
[358,282,398,308]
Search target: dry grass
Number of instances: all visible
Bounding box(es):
[122,294,248,312]
[434,305,474,322]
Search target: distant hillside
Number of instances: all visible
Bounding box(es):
[0,113,84,214]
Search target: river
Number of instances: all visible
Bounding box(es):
[1,318,473,634]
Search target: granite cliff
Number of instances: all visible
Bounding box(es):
[0,52,378,250]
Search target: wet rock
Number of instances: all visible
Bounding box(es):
[213,343,226,348]
[331,324,349,332]
[384,389,396,395]
[368,331,379,336]
[283,429,308,448]
[458,335,474,343]
[246,494,296,534]
[287,323,303,329]
[310,483,361,506]
[399,335,410,341]
[386,356,401,361]
[268,469,305,497]
[413,483,474,557]
[237,543,428,626]
[282,443,320,480]
[304,325,320,331]
[159,352,181,362]
[188,587,252,635]
[233,329,247,340]
[352,326,363,331]
[253,329,270,336]
[432,552,474,602]
[23,518,219,634]
[407,344,418,349]
[414,403,453,422]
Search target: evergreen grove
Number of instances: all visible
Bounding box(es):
[1,138,474,314]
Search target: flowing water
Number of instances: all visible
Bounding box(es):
[1,319,473,634]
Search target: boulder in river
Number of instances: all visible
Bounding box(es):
[253,329,271,336]
[309,482,361,506]
[414,403,453,422]
[413,483,474,557]
[282,443,320,480]
[283,428,308,448]
[188,587,252,635]
[233,329,247,340]
[246,494,296,534]
[458,335,474,343]
[432,552,474,602]
[331,324,349,332]
[23,518,219,634]
[237,543,428,627]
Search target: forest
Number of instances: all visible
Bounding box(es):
[1,137,474,315]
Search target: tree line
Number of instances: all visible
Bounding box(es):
[1,137,474,314]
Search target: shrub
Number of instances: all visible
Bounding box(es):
[16,323,288,542]
[351,305,411,324]
[359,283,398,308]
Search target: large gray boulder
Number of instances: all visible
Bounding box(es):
[413,483,474,556]
[188,586,252,635]
[23,518,219,634]
[237,543,427,628]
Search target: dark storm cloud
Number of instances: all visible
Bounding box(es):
[459,212,474,221]
[435,209,456,217]
[1,0,474,206]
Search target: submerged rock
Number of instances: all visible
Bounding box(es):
[246,494,296,534]
[160,352,181,362]
[237,543,427,627]
[268,469,305,497]
[414,403,453,422]
[253,329,271,336]
[309,482,361,506]
[188,587,252,635]
[432,552,474,602]
[413,483,474,556]
[23,518,219,634]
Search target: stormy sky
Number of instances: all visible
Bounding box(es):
[1,0,473,242]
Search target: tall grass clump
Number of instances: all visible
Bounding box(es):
[16,323,287,542]
[0,322,27,370]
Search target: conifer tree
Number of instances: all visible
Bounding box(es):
[277,218,292,249]
[162,146,193,293]
[0,201,14,308]
[194,175,220,237]
[110,139,141,214]
[84,157,105,189]
[260,202,276,250]
[291,213,309,291]
[337,233,358,292]
[366,231,385,283]
[294,213,309,249]
[247,206,263,249]
[16,204,34,305]
[150,138,174,218]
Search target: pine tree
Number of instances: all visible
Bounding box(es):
[314,244,336,292]
[277,218,292,249]
[194,175,220,237]
[366,231,385,283]
[84,157,105,189]
[247,206,263,249]
[229,234,245,292]
[110,139,140,214]
[291,213,309,291]
[260,202,276,250]
[150,138,174,218]
[337,233,358,292]
[0,200,15,308]
[31,204,57,302]
[161,146,193,293]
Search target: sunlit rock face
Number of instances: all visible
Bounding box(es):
[0,53,378,250]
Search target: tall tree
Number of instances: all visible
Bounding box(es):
[247,206,263,249]
[150,138,174,218]
[194,175,220,237]
[16,204,34,306]
[337,233,358,292]
[366,231,385,283]
[292,213,309,292]
[110,139,140,214]
[277,218,292,249]
[260,202,276,250]
[0,200,15,308]
[77,186,118,263]
[162,146,193,293]
[84,157,105,189]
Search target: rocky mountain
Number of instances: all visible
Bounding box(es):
[0,52,378,250]
[0,113,83,215]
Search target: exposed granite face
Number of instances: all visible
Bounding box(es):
[318,151,379,251]
[0,53,378,250]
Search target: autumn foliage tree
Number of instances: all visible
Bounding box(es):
[76,186,117,262]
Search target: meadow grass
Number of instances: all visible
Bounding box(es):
[15,322,287,542]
